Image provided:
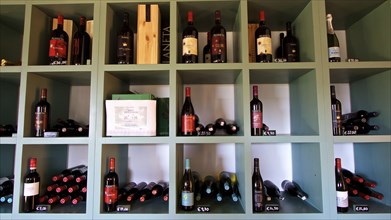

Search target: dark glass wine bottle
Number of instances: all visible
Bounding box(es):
[117,12,134,64]
[63,166,88,182]
[49,15,69,65]
[162,187,169,201]
[23,158,40,212]
[341,110,379,124]
[204,123,216,136]
[52,164,87,182]
[275,33,284,60]
[151,181,169,197]
[126,182,147,202]
[216,184,223,202]
[202,175,217,196]
[347,185,370,200]
[192,171,202,201]
[283,22,299,62]
[215,118,226,129]
[71,16,91,65]
[343,122,379,135]
[72,193,86,205]
[230,173,239,202]
[225,122,239,135]
[255,10,272,63]
[181,158,194,211]
[250,85,263,136]
[195,123,204,135]
[335,158,348,212]
[182,11,198,63]
[330,85,343,136]
[219,171,232,192]
[349,184,383,200]
[341,168,364,183]
[181,87,196,136]
[203,32,211,63]
[0,124,16,137]
[281,180,308,200]
[117,182,137,201]
[264,180,284,200]
[326,14,341,62]
[252,158,265,212]
[139,182,156,202]
[210,10,227,63]
[34,88,50,137]
[103,157,119,212]
[0,177,14,196]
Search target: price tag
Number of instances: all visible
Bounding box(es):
[36,204,51,212]
[265,204,280,212]
[263,130,277,136]
[116,205,131,212]
[197,205,210,212]
[353,204,369,212]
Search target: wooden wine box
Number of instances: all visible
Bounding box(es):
[52,18,76,65]
[137,4,161,64]
[248,23,258,63]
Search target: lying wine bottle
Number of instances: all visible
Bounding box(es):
[341,110,379,123]
[117,182,137,201]
[350,184,384,200]
[264,180,284,200]
[192,171,202,201]
[126,182,147,202]
[343,122,379,135]
[202,175,217,196]
[139,182,156,202]
[281,180,308,200]
[341,168,364,183]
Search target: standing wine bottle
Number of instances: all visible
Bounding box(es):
[255,10,272,63]
[181,158,194,211]
[181,87,196,136]
[203,32,211,63]
[330,85,343,135]
[49,15,69,65]
[326,14,341,62]
[252,158,265,212]
[341,110,379,124]
[103,157,119,212]
[335,158,348,212]
[71,16,91,65]
[281,180,308,200]
[34,88,50,137]
[117,12,134,64]
[264,180,284,200]
[283,22,299,62]
[23,158,40,212]
[202,175,217,196]
[275,33,284,61]
[182,11,198,63]
[250,85,263,136]
[210,10,227,63]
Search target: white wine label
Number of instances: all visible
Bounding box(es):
[181,191,194,206]
[257,37,272,55]
[328,47,340,58]
[336,191,348,208]
[183,37,198,56]
[24,182,39,196]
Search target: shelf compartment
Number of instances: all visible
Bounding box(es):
[0,144,15,214]
[325,0,390,61]
[0,72,20,133]
[250,69,320,136]
[247,0,316,62]
[99,144,169,214]
[252,142,323,213]
[28,3,95,65]
[176,143,246,214]
[103,1,170,64]
[0,4,25,65]
[19,144,89,214]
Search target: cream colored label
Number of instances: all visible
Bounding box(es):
[24,182,39,196]
[183,37,198,56]
[256,37,272,55]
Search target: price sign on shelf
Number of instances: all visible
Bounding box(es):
[353,204,369,212]
[116,205,131,212]
[36,204,51,212]
[197,205,211,212]
[265,204,280,212]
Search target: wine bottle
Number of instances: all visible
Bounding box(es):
[326,14,341,62]
[191,171,202,201]
[335,158,348,212]
[250,85,263,136]
[215,118,226,129]
[0,177,13,196]
[117,182,137,201]
[216,184,223,202]
[60,194,72,204]
[264,185,272,202]
[0,124,16,137]
[283,22,299,62]
[195,123,205,135]
[162,186,169,201]
[230,172,240,202]
[181,158,194,211]
[49,15,69,65]
[252,158,265,212]
[23,158,40,212]
[204,123,216,136]
[72,193,86,205]
[219,171,232,192]
[341,168,364,183]
[126,182,147,202]
[181,87,196,136]
[68,182,87,194]
[151,181,169,197]
[330,85,343,135]
[281,180,308,200]
[203,32,211,63]
[202,175,217,196]
[210,10,227,63]
[182,11,198,63]
[103,157,119,212]
[350,184,384,200]
[139,182,156,202]
[225,122,239,135]
[341,110,379,124]
[71,16,91,65]
[264,180,284,200]
[0,194,12,203]
[76,173,87,183]
[255,10,272,63]
[343,122,379,135]
[34,88,51,137]
[52,164,87,182]
[275,33,284,61]
[63,166,88,182]
[117,12,134,64]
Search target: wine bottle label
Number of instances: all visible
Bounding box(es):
[286,43,298,62]
[256,37,272,55]
[104,185,118,204]
[117,35,131,57]
[328,47,340,58]
[49,38,67,62]
[24,182,39,196]
[253,190,264,207]
[251,111,263,128]
[182,37,198,56]
[182,115,195,132]
[204,53,211,63]
[211,34,226,56]
[181,191,194,206]
[35,112,48,131]
[336,191,348,208]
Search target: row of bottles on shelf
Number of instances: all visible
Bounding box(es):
[0,124,16,137]
[330,86,380,136]
[195,117,239,136]
[0,175,14,204]
[335,158,384,213]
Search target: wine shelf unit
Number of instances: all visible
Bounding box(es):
[0,0,390,220]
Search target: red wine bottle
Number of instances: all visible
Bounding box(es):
[341,168,364,183]
[181,87,196,136]
[68,182,87,194]
[117,182,137,201]
[275,33,284,60]
[181,158,194,211]
[349,184,383,200]
[204,123,216,136]
[210,10,227,63]
[72,193,86,205]
[255,10,272,62]
[215,118,226,129]
[139,182,156,202]
[71,16,91,65]
[126,182,147,202]
[182,11,198,63]
[162,186,169,201]
[63,166,88,182]
[0,177,14,196]
[151,181,169,197]
[283,22,299,62]
[23,158,40,212]
[52,164,86,182]
[343,122,379,135]
[225,122,239,135]
[49,15,69,65]
[117,12,134,64]
[60,194,72,204]
[264,180,284,200]
[202,175,217,196]
[330,85,342,135]
[335,158,348,212]
[34,88,50,137]
[281,180,308,200]
[251,85,263,136]
[326,14,341,62]
[341,110,379,124]
[103,157,119,212]
[203,32,211,63]
[252,158,265,212]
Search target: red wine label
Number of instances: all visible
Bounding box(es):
[336,191,348,208]
[24,182,40,196]
[182,115,195,132]
[211,34,226,56]
[181,191,194,206]
[328,47,340,58]
[257,37,272,55]
[49,38,67,60]
[35,112,48,131]
[182,37,198,55]
[251,111,263,128]
[104,185,118,204]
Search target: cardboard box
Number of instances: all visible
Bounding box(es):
[157,98,169,136]
[137,4,161,64]
[106,100,156,136]
[52,18,76,65]
[112,93,155,100]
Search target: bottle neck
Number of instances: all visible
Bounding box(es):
[286,23,292,36]
[259,11,265,27]
[326,15,335,34]
[253,86,259,98]
[109,158,115,172]
[79,18,86,32]
[57,16,64,31]
[215,11,221,25]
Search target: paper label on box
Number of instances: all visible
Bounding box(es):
[115,106,147,127]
